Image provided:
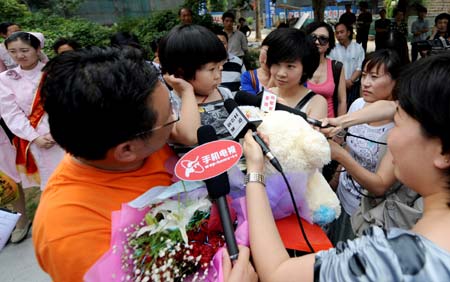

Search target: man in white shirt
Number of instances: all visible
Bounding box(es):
[329,22,365,107]
[222,11,248,59]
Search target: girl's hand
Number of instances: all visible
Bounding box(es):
[163,74,194,97]
[243,130,266,173]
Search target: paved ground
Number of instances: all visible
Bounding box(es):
[0,232,50,282]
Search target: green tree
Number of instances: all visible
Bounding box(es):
[22,0,85,18]
[0,0,31,21]
[208,0,227,12]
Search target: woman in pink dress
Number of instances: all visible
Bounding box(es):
[0,32,64,243]
[306,22,347,117]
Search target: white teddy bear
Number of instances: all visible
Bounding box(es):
[255,110,341,225]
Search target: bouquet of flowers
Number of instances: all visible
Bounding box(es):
[85,181,248,282]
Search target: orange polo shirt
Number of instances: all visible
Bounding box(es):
[32,145,175,282]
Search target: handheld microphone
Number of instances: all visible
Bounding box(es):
[224,99,283,173]
[197,125,239,261]
[234,91,331,128]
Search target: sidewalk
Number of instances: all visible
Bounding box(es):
[0,232,50,282]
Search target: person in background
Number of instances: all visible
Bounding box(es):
[339,4,356,29]
[0,22,21,72]
[215,30,246,94]
[52,38,81,54]
[430,13,450,40]
[237,17,251,37]
[356,1,372,53]
[329,22,365,109]
[389,9,410,65]
[306,21,347,117]
[241,52,450,282]
[0,32,64,243]
[411,6,429,62]
[178,7,193,25]
[222,11,248,60]
[240,29,281,95]
[375,8,391,50]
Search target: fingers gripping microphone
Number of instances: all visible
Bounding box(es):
[224,99,283,173]
[197,125,239,261]
[234,91,330,128]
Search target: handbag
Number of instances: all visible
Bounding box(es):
[350,130,423,235]
[351,182,423,236]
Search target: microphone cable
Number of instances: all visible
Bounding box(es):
[279,170,315,253]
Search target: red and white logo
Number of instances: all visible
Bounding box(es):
[260,90,277,112]
[175,140,243,181]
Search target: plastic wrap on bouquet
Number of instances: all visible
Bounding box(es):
[84,180,248,282]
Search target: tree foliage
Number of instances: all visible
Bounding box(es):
[0,0,31,21]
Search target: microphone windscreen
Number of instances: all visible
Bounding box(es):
[234,91,261,107]
[224,98,239,114]
[197,125,218,145]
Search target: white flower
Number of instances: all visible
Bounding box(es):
[135,196,211,244]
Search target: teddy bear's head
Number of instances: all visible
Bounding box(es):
[257,110,331,175]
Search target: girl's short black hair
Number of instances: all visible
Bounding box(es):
[266,28,320,84]
[0,22,18,35]
[158,24,227,81]
[5,32,40,50]
[305,21,336,55]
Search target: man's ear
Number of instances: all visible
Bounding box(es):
[434,152,450,170]
[112,141,138,163]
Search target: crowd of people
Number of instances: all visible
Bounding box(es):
[0,4,449,282]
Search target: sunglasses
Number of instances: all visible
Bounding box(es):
[311,34,329,46]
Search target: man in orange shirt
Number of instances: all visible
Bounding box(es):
[32,47,179,281]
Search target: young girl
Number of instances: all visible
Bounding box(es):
[158,24,232,140]
[266,28,328,120]
[0,32,64,243]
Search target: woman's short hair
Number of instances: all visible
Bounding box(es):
[363,49,402,80]
[158,24,227,81]
[5,32,40,50]
[305,21,336,55]
[395,53,450,198]
[266,28,320,84]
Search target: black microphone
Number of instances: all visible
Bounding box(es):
[197,125,239,261]
[234,90,330,128]
[224,99,283,173]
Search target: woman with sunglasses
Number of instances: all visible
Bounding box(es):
[0,32,64,243]
[306,22,347,118]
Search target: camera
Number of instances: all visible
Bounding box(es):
[416,38,450,55]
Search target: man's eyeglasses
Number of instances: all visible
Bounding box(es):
[134,93,180,138]
[311,34,329,46]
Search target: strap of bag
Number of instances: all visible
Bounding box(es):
[295,91,316,110]
[331,60,343,116]
[250,69,257,92]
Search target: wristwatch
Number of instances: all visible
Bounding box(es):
[245,172,265,187]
